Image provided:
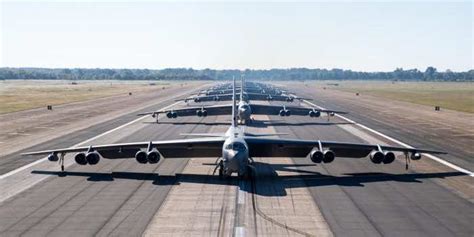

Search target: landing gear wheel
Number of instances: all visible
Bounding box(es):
[218,161,224,179]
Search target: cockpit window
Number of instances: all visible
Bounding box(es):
[232,142,245,151]
[224,142,245,151]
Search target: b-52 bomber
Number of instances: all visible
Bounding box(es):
[22,77,446,179]
[180,78,307,103]
[139,77,344,124]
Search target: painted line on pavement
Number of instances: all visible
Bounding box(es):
[0,99,182,181]
[300,98,474,177]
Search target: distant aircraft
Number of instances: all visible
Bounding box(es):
[140,77,342,124]
[23,77,445,178]
[178,78,308,103]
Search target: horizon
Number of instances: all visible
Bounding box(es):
[1,1,472,71]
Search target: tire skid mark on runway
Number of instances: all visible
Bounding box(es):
[296,96,474,177]
[283,122,383,236]
[2,159,126,234]
[99,116,217,236]
[278,113,472,236]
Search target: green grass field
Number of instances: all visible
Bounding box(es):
[328,81,474,113]
[0,80,171,114]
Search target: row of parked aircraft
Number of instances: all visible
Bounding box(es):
[23,77,445,179]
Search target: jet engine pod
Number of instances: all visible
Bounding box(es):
[196,110,203,117]
[411,152,421,160]
[286,97,294,102]
[309,110,321,118]
[279,109,286,117]
[383,151,396,164]
[213,96,220,101]
[323,150,335,163]
[171,112,178,118]
[370,151,384,164]
[47,153,59,162]
[284,110,291,116]
[86,151,100,165]
[74,152,87,165]
[147,150,161,164]
[309,150,323,163]
[194,98,201,103]
[166,112,173,118]
[202,110,208,117]
[135,150,148,164]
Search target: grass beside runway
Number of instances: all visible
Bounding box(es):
[0,80,178,114]
[305,81,474,113]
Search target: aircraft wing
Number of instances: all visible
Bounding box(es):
[250,104,347,116]
[243,137,446,158]
[138,104,233,117]
[22,137,226,158]
[182,94,233,102]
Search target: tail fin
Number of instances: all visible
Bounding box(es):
[232,76,237,127]
[240,75,244,102]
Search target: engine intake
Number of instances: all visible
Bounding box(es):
[323,150,335,163]
[135,150,148,164]
[86,151,100,165]
[383,151,396,164]
[309,110,321,118]
[411,152,421,160]
[147,150,161,164]
[47,153,59,162]
[370,151,384,164]
[310,150,323,163]
[74,152,87,165]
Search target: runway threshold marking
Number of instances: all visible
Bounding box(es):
[300,98,474,177]
[0,86,204,181]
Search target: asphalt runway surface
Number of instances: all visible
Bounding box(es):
[0,86,472,236]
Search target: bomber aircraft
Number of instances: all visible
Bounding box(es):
[139,77,343,125]
[179,78,308,103]
[23,78,445,179]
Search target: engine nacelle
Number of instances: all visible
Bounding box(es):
[279,109,286,116]
[135,150,148,164]
[194,98,201,103]
[147,150,161,164]
[47,153,59,162]
[286,97,294,102]
[370,151,384,164]
[171,112,178,118]
[213,96,220,101]
[284,110,291,116]
[310,150,323,163]
[197,110,207,117]
[411,152,421,160]
[74,152,87,165]
[383,151,396,164]
[166,112,173,118]
[86,151,100,165]
[309,110,321,118]
[323,150,335,163]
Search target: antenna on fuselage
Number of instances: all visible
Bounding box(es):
[232,76,237,127]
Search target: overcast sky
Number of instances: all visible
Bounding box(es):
[1,1,472,71]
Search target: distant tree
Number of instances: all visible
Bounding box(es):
[423,66,437,80]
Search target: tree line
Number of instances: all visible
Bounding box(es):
[0,67,472,81]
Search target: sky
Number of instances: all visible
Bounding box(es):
[0,1,472,71]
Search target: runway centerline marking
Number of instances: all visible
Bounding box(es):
[299,97,474,177]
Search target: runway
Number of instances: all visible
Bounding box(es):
[0,85,472,236]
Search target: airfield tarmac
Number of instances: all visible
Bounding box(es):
[0,84,472,237]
